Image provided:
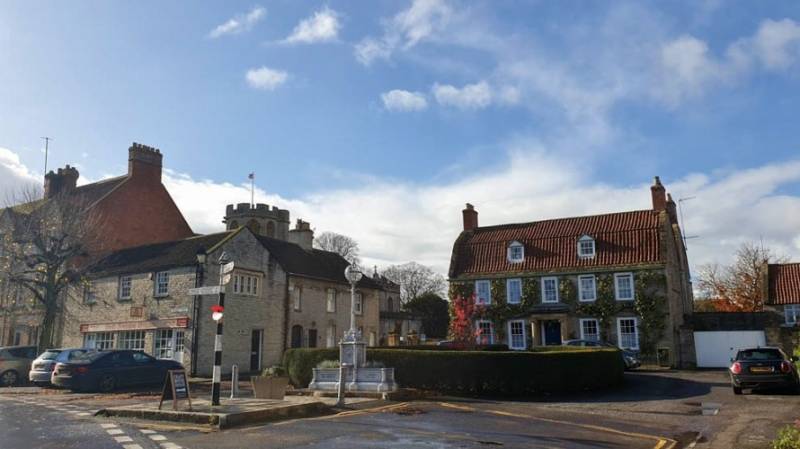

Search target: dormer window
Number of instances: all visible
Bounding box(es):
[507,241,525,263]
[577,235,596,259]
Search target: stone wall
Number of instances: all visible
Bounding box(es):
[286,276,381,349]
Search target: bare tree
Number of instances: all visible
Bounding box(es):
[697,241,788,312]
[314,231,360,264]
[382,262,446,304]
[0,189,100,352]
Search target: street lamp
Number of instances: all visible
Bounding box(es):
[344,264,363,342]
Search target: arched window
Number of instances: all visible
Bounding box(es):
[247,219,261,235]
[291,325,303,348]
[577,235,596,259]
[266,221,276,238]
[387,297,394,312]
[507,241,524,263]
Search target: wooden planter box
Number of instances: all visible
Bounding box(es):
[250,376,289,400]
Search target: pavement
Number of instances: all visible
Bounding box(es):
[1,370,799,448]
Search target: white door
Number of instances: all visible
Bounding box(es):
[694,331,766,368]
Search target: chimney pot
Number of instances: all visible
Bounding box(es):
[128,142,163,182]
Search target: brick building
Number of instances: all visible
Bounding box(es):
[0,143,193,347]
[448,177,695,367]
[761,263,800,352]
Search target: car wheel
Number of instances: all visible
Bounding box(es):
[98,374,116,393]
[0,370,19,387]
[733,386,743,395]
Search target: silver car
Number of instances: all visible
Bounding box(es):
[0,345,38,386]
[29,348,94,385]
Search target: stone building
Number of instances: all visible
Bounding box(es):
[372,271,424,346]
[0,143,194,347]
[59,204,387,376]
[448,177,695,367]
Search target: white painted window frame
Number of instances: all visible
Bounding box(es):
[507,319,527,350]
[475,280,491,305]
[506,278,522,304]
[354,292,363,315]
[579,318,600,342]
[577,235,596,259]
[541,277,559,303]
[326,289,336,313]
[507,241,525,263]
[154,271,169,297]
[118,275,132,301]
[476,320,494,344]
[614,273,635,301]
[785,304,800,325]
[293,286,302,312]
[616,317,639,350]
[578,275,597,302]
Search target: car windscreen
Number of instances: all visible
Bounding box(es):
[71,351,107,363]
[737,349,784,361]
[56,349,93,362]
[39,350,62,360]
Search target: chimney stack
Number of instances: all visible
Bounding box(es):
[128,142,163,182]
[651,176,666,211]
[462,203,478,231]
[44,165,80,199]
[288,219,314,250]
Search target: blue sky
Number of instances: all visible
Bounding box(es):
[1,1,799,274]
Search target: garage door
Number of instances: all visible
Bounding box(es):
[694,331,767,368]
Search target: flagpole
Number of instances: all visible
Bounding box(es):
[250,174,254,207]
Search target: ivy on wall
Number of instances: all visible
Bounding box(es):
[449,270,668,355]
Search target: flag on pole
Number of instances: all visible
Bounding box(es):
[248,173,254,180]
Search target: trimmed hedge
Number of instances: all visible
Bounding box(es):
[283,347,624,396]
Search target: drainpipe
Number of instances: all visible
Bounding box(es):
[190,251,206,377]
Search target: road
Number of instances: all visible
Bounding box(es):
[2,370,799,449]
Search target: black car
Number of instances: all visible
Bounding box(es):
[729,347,800,395]
[51,350,182,392]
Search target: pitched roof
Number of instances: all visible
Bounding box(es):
[255,235,383,289]
[767,263,800,305]
[7,176,127,216]
[449,209,663,278]
[88,232,234,277]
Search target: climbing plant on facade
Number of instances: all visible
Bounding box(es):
[634,271,668,356]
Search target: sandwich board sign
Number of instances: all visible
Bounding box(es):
[158,369,192,411]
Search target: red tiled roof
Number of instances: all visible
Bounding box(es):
[768,263,800,305]
[449,209,664,278]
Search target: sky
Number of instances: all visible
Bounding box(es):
[1,1,799,277]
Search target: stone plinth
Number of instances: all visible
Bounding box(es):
[308,366,397,393]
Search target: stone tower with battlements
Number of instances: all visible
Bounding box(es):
[223,203,291,240]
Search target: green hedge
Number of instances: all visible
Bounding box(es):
[283,347,625,396]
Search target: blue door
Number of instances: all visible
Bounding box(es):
[544,321,562,345]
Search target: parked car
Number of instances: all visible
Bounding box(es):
[0,345,38,386]
[563,339,641,370]
[52,350,183,392]
[29,348,95,386]
[729,347,800,395]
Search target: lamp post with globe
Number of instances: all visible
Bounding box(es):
[344,264,363,342]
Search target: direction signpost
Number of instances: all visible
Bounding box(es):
[188,252,233,407]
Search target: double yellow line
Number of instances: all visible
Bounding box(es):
[438,401,676,449]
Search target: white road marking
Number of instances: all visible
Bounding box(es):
[149,435,167,441]
[139,429,156,434]
[101,423,119,429]
[160,443,182,449]
[123,445,143,449]
[77,412,91,416]
[114,436,134,443]
[107,429,125,435]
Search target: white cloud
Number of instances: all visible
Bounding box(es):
[657,35,725,105]
[0,147,798,277]
[283,7,341,44]
[209,6,266,39]
[381,89,428,112]
[354,0,453,65]
[739,18,800,70]
[0,147,40,202]
[432,81,492,110]
[245,66,288,90]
